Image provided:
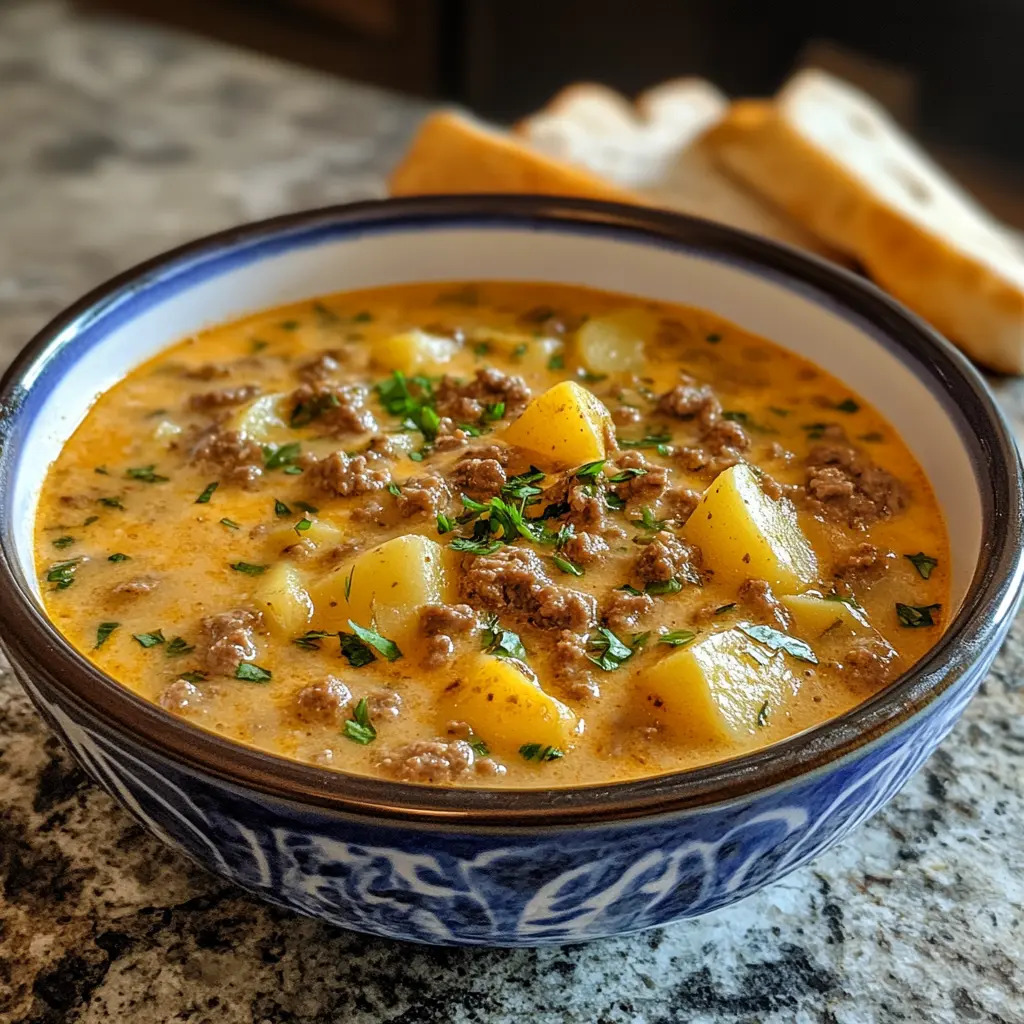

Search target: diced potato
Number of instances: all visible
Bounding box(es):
[501,380,613,468]
[254,564,314,637]
[682,463,817,593]
[228,393,289,442]
[442,654,578,756]
[781,592,872,639]
[265,517,344,557]
[151,419,182,445]
[373,329,459,375]
[575,310,652,374]
[470,328,564,374]
[637,629,795,744]
[309,534,449,644]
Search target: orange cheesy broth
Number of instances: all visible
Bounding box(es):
[35,282,950,788]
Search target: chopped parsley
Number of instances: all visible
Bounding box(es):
[293,629,336,651]
[94,622,120,649]
[896,603,941,628]
[126,465,169,483]
[97,497,125,509]
[577,369,607,384]
[738,623,818,664]
[165,636,195,657]
[645,578,683,595]
[483,401,506,422]
[263,441,302,471]
[108,552,130,562]
[834,398,860,414]
[858,431,884,443]
[768,406,791,417]
[338,632,376,668]
[353,310,373,323]
[481,614,527,660]
[468,735,490,758]
[608,466,647,484]
[195,482,218,504]
[347,620,402,662]
[343,566,354,601]
[547,353,565,371]
[715,603,736,615]
[756,701,771,727]
[387,481,402,498]
[501,466,545,502]
[342,697,377,744]
[230,562,269,575]
[519,743,564,762]
[905,552,939,580]
[587,627,645,671]
[94,466,110,476]
[251,338,270,353]
[279,319,300,331]
[274,498,292,518]
[552,554,583,577]
[52,536,75,550]
[178,671,207,684]
[618,431,672,456]
[436,512,456,534]
[294,501,319,514]
[658,629,697,647]
[706,332,722,344]
[631,507,669,533]
[376,371,440,440]
[801,422,830,441]
[290,389,342,428]
[473,341,490,358]
[236,662,272,683]
[46,559,80,590]
[575,460,606,481]
[722,410,777,435]
[132,630,166,649]
[450,534,503,555]
[294,517,312,533]
[220,518,241,530]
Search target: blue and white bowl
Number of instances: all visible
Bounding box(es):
[1,196,1021,946]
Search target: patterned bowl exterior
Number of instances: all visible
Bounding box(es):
[5,639,997,946]
[3,197,1023,947]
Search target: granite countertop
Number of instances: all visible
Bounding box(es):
[2,3,1024,1022]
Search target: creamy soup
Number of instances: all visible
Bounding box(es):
[35,282,949,787]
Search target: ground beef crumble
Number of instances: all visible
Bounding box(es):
[552,630,601,701]
[111,576,160,596]
[421,604,477,636]
[287,382,377,435]
[603,590,655,632]
[804,426,908,527]
[435,368,531,422]
[395,474,451,518]
[181,363,230,381]
[190,428,265,487]
[294,676,352,725]
[375,739,505,783]
[737,578,792,630]
[200,608,263,676]
[665,487,702,523]
[460,545,596,631]
[560,530,608,566]
[158,679,204,714]
[841,638,899,687]
[187,384,261,413]
[611,450,669,509]
[448,457,506,499]
[303,450,391,497]
[630,531,700,588]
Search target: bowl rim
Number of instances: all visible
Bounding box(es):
[2,193,1022,828]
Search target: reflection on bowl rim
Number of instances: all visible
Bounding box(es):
[1,195,1021,828]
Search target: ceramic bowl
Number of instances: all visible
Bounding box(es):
[2,196,1022,946]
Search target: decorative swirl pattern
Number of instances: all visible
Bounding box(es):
[10,649,992,946]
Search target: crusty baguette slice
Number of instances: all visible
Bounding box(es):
[705,70,1024,372]
[389,110,636,203]
[516,80,844,260]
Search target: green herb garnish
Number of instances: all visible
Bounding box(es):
[618,431,672,456]
[896,603,941,628]
[126,465,169,484]
[52,536,75,550]
[436,512,456,535]
[738,623,818,664]
[343,566,355,602]
[132,630,166,649]
[290,389,342,428]
[178,671,207,684]
[230,562,269,575]
[94,622,120,649]
[347,620,402,662]
[756,701,771,727]
[46,559,80,590]
[293,629,336,651]
[342,697,377,744]
[294,518,312,533]
[706,333,722,344]
[834,398,860,414]
[387,482,402,497]
[586,627,642,671]
[631,507,668,533]
[519,743,564,762]
[575,460,606,481]
[98,497,125,509]
[658,630,697,647]
[236,662,272,682]
[220,518,241,530]
[165,636,195,657]
[280,319,300,331]
[481,615,527,660]
[552,554,583,577]
[547,353,565,371]
[195,482,218,504]
[905,552,939,580]
[274,499,292,518]
[263,442,302,471]
[376,371,440,439]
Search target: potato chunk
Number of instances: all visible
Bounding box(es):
[373,329,459,375]
[228,393,289,442]
[781,592,871,638]
[501,380,612,468]
[638,628,796,744]
[575,310,651,374]
[309,534,448,643]
[683,463,817,593]
[265,516,344,558]
[255,564,314,637]
[442,654,578,756]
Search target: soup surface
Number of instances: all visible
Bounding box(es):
[35,282,949,787]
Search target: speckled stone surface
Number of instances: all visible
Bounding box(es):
[2,3,1024,1022]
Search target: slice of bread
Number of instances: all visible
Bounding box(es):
[706,70,1024,372]
[389,110,636,203]
[517,80,843,260]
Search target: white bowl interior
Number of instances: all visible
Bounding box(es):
[12,222,980,608]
